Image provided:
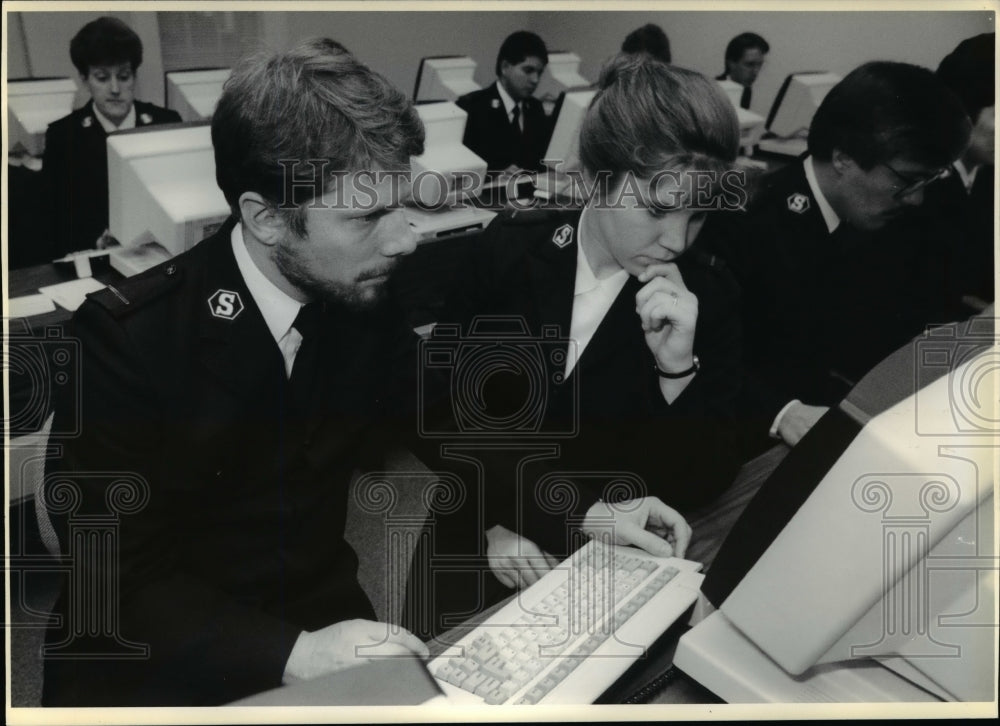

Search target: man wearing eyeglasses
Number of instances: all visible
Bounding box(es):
[696,61,971,453]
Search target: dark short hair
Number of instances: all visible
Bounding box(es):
[212,38,425,232]
[724,32,769,66]
[495,31,548,76]
[936,33,995,122]
[69,16,143,76]
[579,53,739,186]
[808,61,972,170]
[622,24,672,64]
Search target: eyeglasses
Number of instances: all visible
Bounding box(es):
[879,162,952,199]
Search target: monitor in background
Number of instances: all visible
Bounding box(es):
[716,79,766,153]
[676,322,997,703]
[413,56,481,102]
[535,52,590,109]
[106,123,230,275]
[406,101,495,240]
[534,89,595,201]
[164,68,231,122]
[7,78,78,156]
[758,71,842,156]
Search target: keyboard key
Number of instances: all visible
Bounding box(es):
[430,541,701,704]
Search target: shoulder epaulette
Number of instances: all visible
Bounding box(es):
[503,207,565,225]
[88,260,184,319]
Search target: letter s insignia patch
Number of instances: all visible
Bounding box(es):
[552,224,574,248]
[208,289,244,320]
[786,193,810,214]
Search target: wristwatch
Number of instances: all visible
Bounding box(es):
[654,355,700,379]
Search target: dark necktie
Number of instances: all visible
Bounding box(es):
[740,85,752,110]
[511,103,522,134]
[288,303,323,415]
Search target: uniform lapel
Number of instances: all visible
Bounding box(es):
[197,230,287,399]
[525,211,581,339]
[574,276,644,377]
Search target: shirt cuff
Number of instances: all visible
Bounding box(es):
[770,399,801,439]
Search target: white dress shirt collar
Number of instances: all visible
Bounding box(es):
[231,223,302,347]
[953,159,979,193]
[495,81,519,121]
[92,103,136,134]
[566,209,629,375]
[803,155,841,234]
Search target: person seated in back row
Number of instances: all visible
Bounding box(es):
[715,32,769,109]
[696,61,971,453]
[44,16,180,257]
[621,23,672,63]
[456,30,554,174]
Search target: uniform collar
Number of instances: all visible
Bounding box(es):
[231,222,303,346]
[495,81,518,118]
[803,155,841,233]
[574,206,628,295]
[92,102,136,133]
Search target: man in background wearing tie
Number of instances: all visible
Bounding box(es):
[696,61,971,452]
[716,32,769,110]
[42,38,431,706]
[457,30,554,173]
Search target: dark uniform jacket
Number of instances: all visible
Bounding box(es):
[456,83,553,173]
[43,99,181,257]
[42,219,424,706]
[910,166,995,306]
[696,159,967,443]
[404,208,744,637]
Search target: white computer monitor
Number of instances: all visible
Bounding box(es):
[677,340,998,703]
[716,79,766,151]
[535,52,590,104]
[106,123,230,274]
[414,56,481,102]
[534,89,595,201]
[7,78,78,156]
[406,102,494,240]
[165,68,231,122]
[766,71,842,139]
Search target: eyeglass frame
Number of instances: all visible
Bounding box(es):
[878,162,952,199]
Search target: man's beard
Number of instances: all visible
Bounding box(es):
[272,236,391,311]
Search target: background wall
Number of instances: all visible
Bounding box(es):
[276,11,534,96]
[10,9,992,118]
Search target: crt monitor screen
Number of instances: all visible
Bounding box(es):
[765,71,842,138]
[165,68,231,122]
[535,52,590,103]
[704,315,997,701]
[106,122,230,259]
[413,56,480,102]
[7,77,78,156]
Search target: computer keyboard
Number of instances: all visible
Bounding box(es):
[429,538,704,705]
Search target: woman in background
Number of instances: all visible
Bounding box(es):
[44,16,180,256]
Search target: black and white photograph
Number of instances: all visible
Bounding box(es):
[3,1,997,722]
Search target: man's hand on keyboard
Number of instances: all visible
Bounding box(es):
[282,619,429,683]
[486,524,559,589]
[582,496,692,559]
